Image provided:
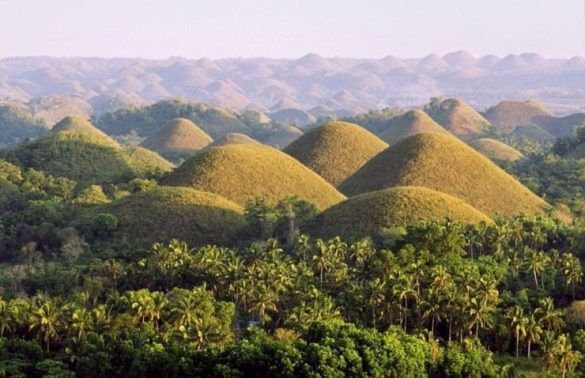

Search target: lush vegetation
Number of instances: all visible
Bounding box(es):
[0,104,46,148]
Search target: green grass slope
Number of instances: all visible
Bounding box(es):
[140,118,213,156]
[378,110,449,143]
[50,115,118,146]
[162,144,346,210]
[425,98,492,141]
[339,133,549,217]
[8,125,172,185]
[209,133,261,147]
[470,138,525,164]
[86,186,245,248]
[284,121,388,186]
[311,186,492,240]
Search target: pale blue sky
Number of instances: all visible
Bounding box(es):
[0,0,583,58]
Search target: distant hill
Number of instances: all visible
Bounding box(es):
[209,132,261,147]
[162,144,345,210]
[263,125,303,148]
[269,108,316,126]
[7,117,172,184]
[311,186,492,240]
[378,110,449,143]
[510,124,554,141]
[0,104,46,148]
[85,186,245,248]
[140,118,213,158]
[470,138,524,164]
[339,133,549,217]
[424,98,492,141]
[483,100,553,133]
[285,121,388,186]
[50,115,118,146]
[94,99,252,139]
[1,54,585,113]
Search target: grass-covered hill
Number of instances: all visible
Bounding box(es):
[209,132,261,147]
[484,100,585,137]
[284,121,388,186]
[339,133,550,217]
[84,186,245,248]
[483,100,553,134]
[0,104,46,148]
[470,138,525,164]
[162,144,346,210]
[6,117,173,185]
[263,125,303,148]
[50,115,118,146]
[510,124,554,141]
[424,98,492,141]
[93,99,252,139]
[140,118,213,157]
[311,186,492,240]
[378,109,449,143]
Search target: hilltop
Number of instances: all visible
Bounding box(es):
[209,132,261,147]
[424,98,492,141]
[483,100,553,133]
[284,121,388,186]
[140,118,213,158]
[311,186,492,240]
[339,133,549,217]
[470,138,524,164]
[7,117,172,184]
[161,144,345,210]
[378,110,449,143]
[85,186,245,248]
[51,115,118,146]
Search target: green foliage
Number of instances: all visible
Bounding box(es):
[73,185,110,206]
[0,104,46,148]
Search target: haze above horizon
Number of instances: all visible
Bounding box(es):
[0,0,584,59]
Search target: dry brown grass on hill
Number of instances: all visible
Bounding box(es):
[284,121,388,186]
[483,100,553,133]
[311,186,492,240]
[162,144,346,210]
[424,98,492,141]
[470,138,525,164]
[339,133,550,217]
[209,132,261,147]
[264,125,303,148]
[378,110,449,143]
[141,118,213,155]
[87,186,245,248]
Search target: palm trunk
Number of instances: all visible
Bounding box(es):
[527,340,531,358]
[533,270,538,289]
[515,330,519,358]
[431,317,435,337]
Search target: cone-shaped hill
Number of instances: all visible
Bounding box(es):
[209,132,261,147]
[84,186,245,248]
[8,117,173,185]
[483,100,553,133]
[339,133,549,217]
[284,121,388,186]
[470,138,524,164]
[425,98,492,141]
[50,115,118,147]
[141,118,213,157]
[311,186,492,240]
[162,144,346,210]
[378,110,449,143]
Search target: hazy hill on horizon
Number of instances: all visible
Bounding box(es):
[0,51,584,120]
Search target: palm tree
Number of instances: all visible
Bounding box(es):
[421,288,443,337]
[506,305,528,357]
[526,249,550,290]
[250,283,278,325]
[29,299,63,352]
[365,278,386,328]
[70,307,94,340]
[525,313,542,358]
[466,297,495,338]
[312,240,333,287]
[0,299,14,337]
[393,272,418,331]
[535,298,564,333]
[560,254,582,300]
